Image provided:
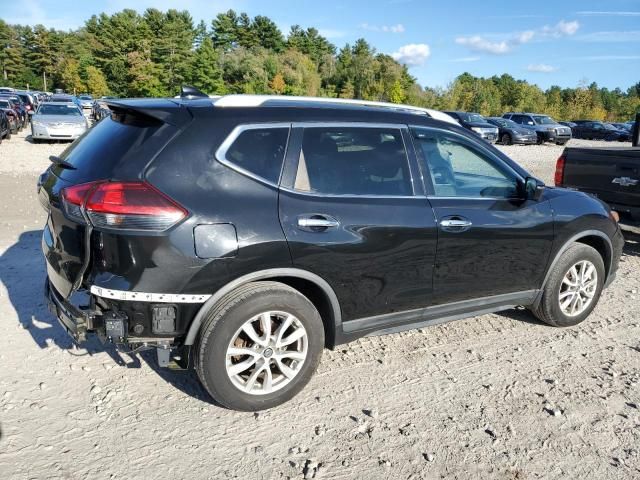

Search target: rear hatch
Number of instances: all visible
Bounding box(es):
[562,146,640,209]
[39,99,190,297]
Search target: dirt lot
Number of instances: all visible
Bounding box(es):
[0,129,639,480]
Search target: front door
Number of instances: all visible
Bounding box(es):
[410,126,555,305]
[278,123,438,323]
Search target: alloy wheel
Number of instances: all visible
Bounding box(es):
[225,311,308,395]
[558,260,598,317]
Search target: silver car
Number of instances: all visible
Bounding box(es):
[78,94,94,110]
[31,102,89,142]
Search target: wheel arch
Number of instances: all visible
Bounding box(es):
[184,268,342,348]
[534,230,613,307]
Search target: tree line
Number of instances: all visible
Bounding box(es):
[1,8,638,121]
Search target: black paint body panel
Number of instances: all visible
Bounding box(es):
[37,98,624,347]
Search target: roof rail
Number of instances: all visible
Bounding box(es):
[211,94,459,125]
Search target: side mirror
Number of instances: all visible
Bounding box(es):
[525,177,545,201]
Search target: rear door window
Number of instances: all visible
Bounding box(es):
[294,126,412,196]
[220,126,290,184]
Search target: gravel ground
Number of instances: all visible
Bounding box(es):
[1,129,639,480]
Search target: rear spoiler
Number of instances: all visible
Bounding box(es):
[104,98,193,126]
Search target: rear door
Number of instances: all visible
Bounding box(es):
[278,123,438,323]
[410,126,554,304]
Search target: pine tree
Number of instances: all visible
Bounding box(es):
[190,37,225,95]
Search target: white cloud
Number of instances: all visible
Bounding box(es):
[581,55,640,61]
[456,19,579,55]
[391,43,431,66]
[542,20,579,37]
[527,63,557,73]
[449,56,480,63]
[361,23,405,33]
[576,31,640,42]
[576,11,640,17]
[455,36,511,54]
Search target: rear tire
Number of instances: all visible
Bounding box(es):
[194,281,325,411]
[5,131,10,140]
[532,243,605,327]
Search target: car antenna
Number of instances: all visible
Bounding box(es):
[180,85,208,99]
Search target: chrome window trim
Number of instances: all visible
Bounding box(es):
[286,122,419,198]
[292,121,408,129]
[215,122,292,187]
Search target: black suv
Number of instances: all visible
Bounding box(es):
[503,112,572,145]
[39,90,624,411]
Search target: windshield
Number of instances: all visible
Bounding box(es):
[460,113,486,123]
[38,104,82,116]
[603,123,619,130]
[533,115,556,125]
[490,118,517,128]
[0,100,10,108]
[79,95,92,100]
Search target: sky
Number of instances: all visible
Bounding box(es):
[2,0,640,91]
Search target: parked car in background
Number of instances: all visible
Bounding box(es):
[39,90,623,411]
[0,110,11,142]
[610,122,632,132]
[443,111,499,143]
[50,94,82,109]
[0,98,21,134]
[485,117,538,145]
[91,96,116,120]
[502,113,572,145]
[558,121,577,129]
[0,95,28,128]
[14,91,38,113]
[78,94,93,110]
[571,121,631,142]
[0,87,15,94]
[31,102,89,142]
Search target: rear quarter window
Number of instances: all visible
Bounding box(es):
[218,126,290,184]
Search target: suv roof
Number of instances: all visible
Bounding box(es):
[147,94,459,125]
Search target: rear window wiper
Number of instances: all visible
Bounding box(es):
[49,155,77,170]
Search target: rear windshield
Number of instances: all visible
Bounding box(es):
[0,100,10,108]
[38,104,82,116]
[54,114,164,182]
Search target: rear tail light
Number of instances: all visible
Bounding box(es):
[554,154,566,186]
[61,181,187,231]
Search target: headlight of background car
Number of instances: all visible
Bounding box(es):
[471,127,483,133]
[32,121,44,128]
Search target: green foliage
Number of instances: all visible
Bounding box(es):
[0,9,637,121]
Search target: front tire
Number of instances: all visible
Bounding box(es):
[532,243,605,327]
[536,133,544,145]
[194,281,325,411]
[501,133,512,145]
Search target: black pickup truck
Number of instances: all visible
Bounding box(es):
[555,115,640,234]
